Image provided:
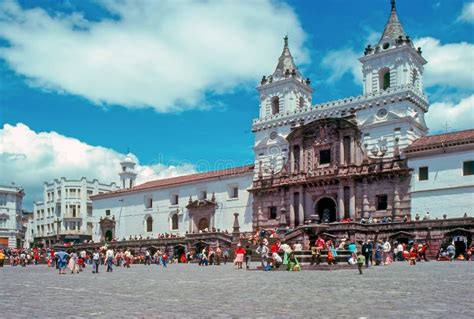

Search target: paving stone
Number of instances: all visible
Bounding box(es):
[0,261,473,318]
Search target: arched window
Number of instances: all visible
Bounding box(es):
[171,214,179,230]
[271,96,280,115]
[146,216,153,232]
[379,68,390,91]
[299,96,305,108]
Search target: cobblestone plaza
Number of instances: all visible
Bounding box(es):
[1,262,473,318]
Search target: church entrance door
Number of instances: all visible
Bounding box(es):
[198,218,209,231]
[316,197,336,223]
[105,230,113,242]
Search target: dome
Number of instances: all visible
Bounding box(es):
[121,153,136,165]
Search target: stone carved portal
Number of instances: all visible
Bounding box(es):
[316,197,336,223]
[187,198,217,233]
[99,216,116,242]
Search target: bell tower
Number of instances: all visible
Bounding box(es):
[258,36,313,119]
[360,0,427,96]
[356,0,429,157]
[119,153,137,189]
[253,36,313,176]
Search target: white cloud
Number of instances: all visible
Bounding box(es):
[320,48,361,83]
[414,37,474,89]
[426,95,474,133]
[0,0,308,112]
[0,123,196,208]
[458,2,474,23]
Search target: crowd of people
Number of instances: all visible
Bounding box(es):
[229,232,474,274]
[1,230,473,275]
[80,228,232,244]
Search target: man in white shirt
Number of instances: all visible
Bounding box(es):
[255,243,269,268]
[92,249,100,273]
[396,243,404,261]
[293,242,303,252]
[105,248,114,272]
[383,240,391,264]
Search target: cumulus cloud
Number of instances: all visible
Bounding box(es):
[458,2,474,23]
[426,95,474,133]
[0,123,196,208]
[414,37,474,89]
[0,0,308,112]
[320,48,361,84]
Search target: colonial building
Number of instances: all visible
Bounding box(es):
[406,129,474,219]
[91,157,254,242]
[0,184,25,249]
[69,0,473,259]
[251,0,425,228]
[32,177,118,246]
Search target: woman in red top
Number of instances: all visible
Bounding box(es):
[270,241,281,254]
[234,244,245,269]
[409,246,418,265]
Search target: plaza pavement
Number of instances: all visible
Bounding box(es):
[0,261,473,318]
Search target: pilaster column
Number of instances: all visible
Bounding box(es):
[299,143,304,172]
[350,136,355,164]
[349,182,356,219]
[339,135,344,164]
[337,185,345,221]
[289,192,295,228]
[362,178,370,219]
[394,181,401,219]
[290,148,295,173]
[298,187,304,225]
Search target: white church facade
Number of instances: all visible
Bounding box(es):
[87,0,473,243]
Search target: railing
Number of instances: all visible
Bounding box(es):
[252,85,428,125]
[252,158,408,189]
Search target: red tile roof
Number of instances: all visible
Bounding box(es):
[91,165,254,199]
[405,129,474,153]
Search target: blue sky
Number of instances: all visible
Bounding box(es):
[0,0,473,207]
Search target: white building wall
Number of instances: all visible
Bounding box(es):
[409,150,474,218]
[0,185,24,249]
[32,178,118,242]
[92,173,253,241]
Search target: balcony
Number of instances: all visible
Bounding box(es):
[252,158,408,190]
[59,230,92,236]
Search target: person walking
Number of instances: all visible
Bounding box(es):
[356,252,365,275]
[234,244,245,269]
[124,249,132,268]
[55,249,69,275]
[92,249,100,273]
[375,240,384,266]
[215,246,222,265]
[145,250,151,266]
[383,239,391,265]
[162,251,168,268]
[362,240,373,268]
[68,252,80,274]
[105,248,114,272]
[0,249,5,268]
[223,248,229,265]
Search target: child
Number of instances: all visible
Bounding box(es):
[287,252,301,271]
[356,252,365,275]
